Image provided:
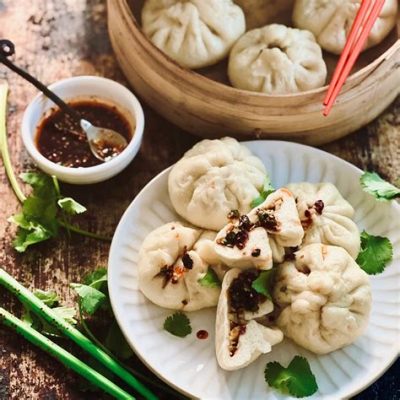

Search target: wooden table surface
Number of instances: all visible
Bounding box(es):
[0,1,399,399]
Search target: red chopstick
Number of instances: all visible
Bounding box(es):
[323,0,386,116]
[323,0,372,106]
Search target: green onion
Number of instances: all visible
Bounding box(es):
[0,307,134,400]
[0,82,26,202]
[0,268,157,400]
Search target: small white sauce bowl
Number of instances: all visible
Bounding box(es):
[21,76,145,184]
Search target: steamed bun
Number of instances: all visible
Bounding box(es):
[214,188,304,269]
[287,182,360,258]
[168,138,267,231]
[138,222,223,311]
[274,244,372,354]
[216,269,283,371]
[142,0,246,69]
[228,24,327,94]
[293,0,398,55]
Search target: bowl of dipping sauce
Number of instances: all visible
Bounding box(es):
[21,76,144,184]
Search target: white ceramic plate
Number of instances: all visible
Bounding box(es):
[108,141,400,400]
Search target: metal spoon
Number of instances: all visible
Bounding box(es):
[0,39,128,162]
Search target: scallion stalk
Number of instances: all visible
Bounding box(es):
[0,268,157,400]
[0,82,26,203]
[0,307,134,400]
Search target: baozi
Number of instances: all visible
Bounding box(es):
[214,188,304,269]
[287,182,360,258]
[138,222,222,311]
[142,0,246,69]
[168,137,267,231]
[273,244,372,354]
[216,268,283,371]
[293,0,398,55]
[228,24,327,94]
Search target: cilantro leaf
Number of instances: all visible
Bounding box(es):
[265,356,318,398]
[10,172,59,252]
[33,289,59,307]
[163,312,192,338]
[251,176,275,208]
[83,267,108,290]
[11,220,54,252]
[21,290,77,337]
[70,283,106,315]
[20,172,55,197]
[58,197,87,215]
[9,171,98,252]
[360,172,400,201]
[39,306,77,336]
[251,270,274,300]
[198,268,221,288]
[104,320,133,360]
[51,306,77,325]
[356,231,393,275]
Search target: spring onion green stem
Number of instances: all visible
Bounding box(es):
[0,268,158,400]
[0,307,134,400]
[0,83,26,203]
[77,305,188,399]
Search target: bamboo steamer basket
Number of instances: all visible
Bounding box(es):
[108,0,400,145]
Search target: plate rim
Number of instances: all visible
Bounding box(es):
[108,140,400,400]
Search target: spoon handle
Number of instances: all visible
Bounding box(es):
[0,39,81,123]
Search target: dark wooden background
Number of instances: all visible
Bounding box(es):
[0,1,399,399]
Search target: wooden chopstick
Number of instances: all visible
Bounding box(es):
[323,0,386,116]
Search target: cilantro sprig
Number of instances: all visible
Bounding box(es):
[251,269,274,300]
[356,231,393,275]
[198,268,221,288]
[70,267,134,361]
[251,176,275,208]
[71,268,109,316]
[360,172,400,201]
[163,312,192,338]
[0,98,111,251]
[265,356,318,398]
[7,172,110,252]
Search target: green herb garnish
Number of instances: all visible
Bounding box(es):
[84,267,108,289]
[0,267,156,400]
[198,268,221,288]
[265,356,318,398]
[21,289,77,337]
[360,171,400,201]
[70,283,107,315]
[251,269,274,300]
[163,312,192,338]
[7,172,110,252]
[70,267,133,361]
[0,89,111,251]
[356,231,393,275]
[251,176,275,208]
[57,197,87,215]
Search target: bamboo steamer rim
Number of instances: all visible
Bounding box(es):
[119,0,400,103]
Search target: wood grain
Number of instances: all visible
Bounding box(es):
[0,1,398,399]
